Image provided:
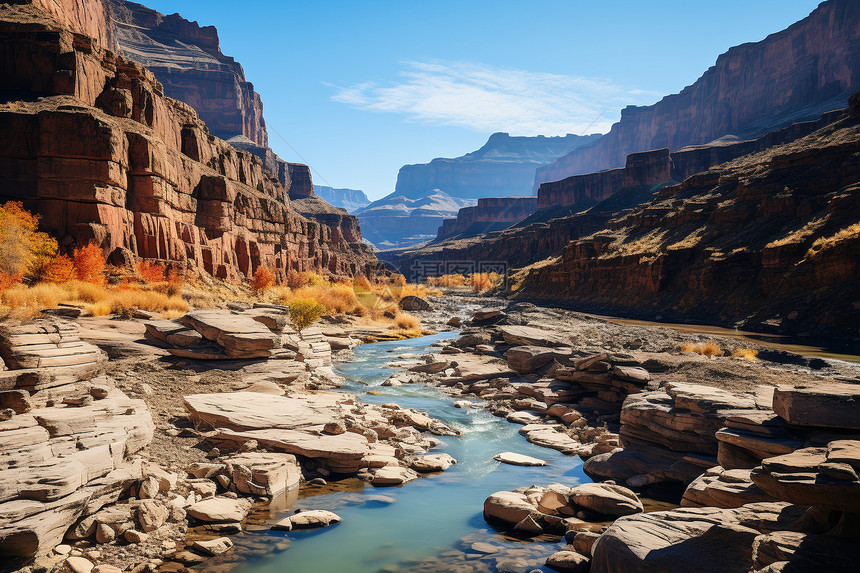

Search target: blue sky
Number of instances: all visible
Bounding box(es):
[143,1,823,200]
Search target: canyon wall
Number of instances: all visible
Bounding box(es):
[314,185,370,213]
[521,100,860,340]
[109,0,268,147]
[0,0,379,281]
[535,0,860,190]
[436,197,538,241]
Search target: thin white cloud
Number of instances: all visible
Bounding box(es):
[329,61,657,135]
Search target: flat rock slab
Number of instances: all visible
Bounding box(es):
[494,452,547,466]
[271,510,341,531]
[178,310,281,356]
[186,497,252,523]
[211,428,369,474]
[371,466,418,486]
[184,392,336,431]
[772,384,860,429]
[505,346,573,374]
[498,326,570,348]
[591,503,805,573]
[222,452,301,497]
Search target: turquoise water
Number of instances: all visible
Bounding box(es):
[233,333,584,573]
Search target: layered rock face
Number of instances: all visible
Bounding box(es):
[396,132,600,201]
[314,185,370,213]
[535,0,860,189]
[0,0,378,280]
[521,101,860,339]
[109,0,267,147]
[436,197,538,241]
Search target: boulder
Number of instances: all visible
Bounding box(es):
[191,536,234,556]
[371,466,418,486]
[772,384,860,430]
[223,452,301,497]
[591,503,806,573]
[484,491,537,525]
[410,453,456,472]
[505,346,571,373]
[567,483,643,517]
[498,325,570,347]
[546,550,590,573]
[271,510,341,531]
[399,296,431,311]
[186,498,252,523]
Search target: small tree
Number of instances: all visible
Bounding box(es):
[289,298,325,332]
[251,266,276,293]
[73,243,106,284]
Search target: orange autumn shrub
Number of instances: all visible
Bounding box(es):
[73,243,106,284]
[137,260,166,283]
[285,269,308,289]
[41,255,75,283]
[251,266,276,292]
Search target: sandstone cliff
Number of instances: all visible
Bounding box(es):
[535,0,860,191]
[436,197,538,242]
[358,191,473,249]
[109,0,268,147]
[521,97,860,340]
[0,0,379,281]
[314,185,370,213]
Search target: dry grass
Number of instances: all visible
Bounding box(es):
[731,348,759,361]
[805,222,860,258]
[680,341,724,358]
[0,280,188,320]
[394,312,419,330]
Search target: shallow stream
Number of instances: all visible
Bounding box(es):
[232,332,581,573]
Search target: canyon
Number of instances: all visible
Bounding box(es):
[519,96,860,340]
[0,0,378,281]
[436,197,538,242]
[358,132,600,248]
[534,0,860,189]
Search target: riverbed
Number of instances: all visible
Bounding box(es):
[232,332,580,573]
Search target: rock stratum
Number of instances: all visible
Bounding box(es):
[436,197,538,242]
[0,0,378,281]
[535,0,860,189]
[109,0,268,148]
[521,98,860,340]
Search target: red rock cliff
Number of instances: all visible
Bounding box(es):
[108,0,268,147]
[522,101,860,340]
[436,197,538,241]
[0,0,379,281]
[535,0,860,190]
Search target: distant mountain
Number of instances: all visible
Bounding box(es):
[314,185,370,212]
[395,132,601,200]
[358,132,600,248]
[356,191,474,249]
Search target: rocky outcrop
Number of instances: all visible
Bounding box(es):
[109,0,267,147]
[522,101,860,340]
[0,0,379,281]
[535,0,860,189]
[314,185,370,213]
[436,197,538,241]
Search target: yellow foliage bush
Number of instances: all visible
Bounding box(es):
[289,298,326,332]
[394,312,420,331]
[731,348,759,361]
[679,341,724,357]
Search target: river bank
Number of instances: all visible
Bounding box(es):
[2,293,859,573]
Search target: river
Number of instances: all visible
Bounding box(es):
[231,332,583,573]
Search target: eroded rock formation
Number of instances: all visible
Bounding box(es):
[436,197,538,241]
[109,0,268,147]
[0,0,378,281]
[534,0,860,189]
[521,100,860,339]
